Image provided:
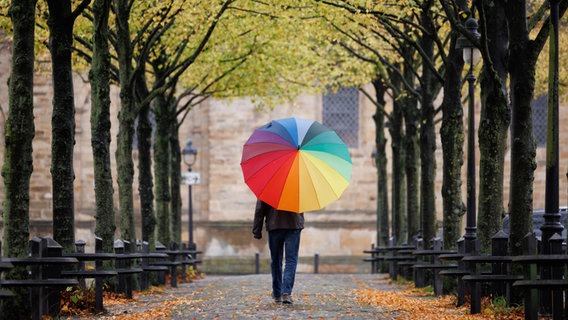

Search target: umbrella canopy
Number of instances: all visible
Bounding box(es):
[240,117,352,213]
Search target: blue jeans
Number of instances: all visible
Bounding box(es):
[268,229,301,297]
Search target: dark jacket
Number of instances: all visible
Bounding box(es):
[252,200,304,239]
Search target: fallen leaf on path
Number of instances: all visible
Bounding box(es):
[356,284,524,320]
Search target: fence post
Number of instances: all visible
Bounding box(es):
[255,252,260,274]
[29,237,43,320]
[94,236,105,312]
[168,241,179,288]
[455,237,467,307]
[414,238,425,287]
[388,237,396,280]
[74,240,86,289]
[155,241,167,285]
[181,242,188,281]
[314,253,319,274]
[431,237,443,295]
[140,241,150,290]
[491,231,509,299]
[114,239,126,295]
[522,232,538,320]
[549,233,564,318]
[43,237,64,316]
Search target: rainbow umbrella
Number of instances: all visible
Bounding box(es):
[240,117,352,213]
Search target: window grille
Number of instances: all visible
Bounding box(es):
[532,95,547,148]
[322,87,359,148]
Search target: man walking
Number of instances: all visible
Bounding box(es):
[252,200,304,304]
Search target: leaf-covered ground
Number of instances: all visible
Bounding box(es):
[356,279,524,320]
[58,274,525,319]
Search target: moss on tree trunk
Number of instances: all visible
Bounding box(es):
[91,0,115,253]
[440,31,465,250]
[372,79,390,247]
[390,78,407,244]
[403,68,420,244]
[114,0,136,247]
[136,81,156,246]
[418,6,437,243]
[1,0,37,317]
[153,94,172,244]
[46,0,78,252]
[170,126,183,243]
[472,0,511,254]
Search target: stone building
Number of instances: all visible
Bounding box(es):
[0,41,567,273]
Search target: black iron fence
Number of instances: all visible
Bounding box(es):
[0,237,201,320]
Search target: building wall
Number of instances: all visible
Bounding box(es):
[191,91,379,259]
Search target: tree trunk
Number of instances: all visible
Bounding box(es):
[46,0,77,252]
[476,2,511,253]
[506,0,568,256]
[114,0,136,246]
[371,79,390,247]
[440,25,466,250]
[170,123,183,243]
[419,3,437,243]
[136,75,156,246]
[90,0,115,253]
[154,94,171,244]
[403,69,420,244]
[1,0,37,317]
[390,74,406,244]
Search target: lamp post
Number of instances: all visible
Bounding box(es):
[541,0,562,254]
[539,1,562,316]
[182,139,198,251]
[456,17,481,256]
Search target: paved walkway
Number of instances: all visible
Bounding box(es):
[96,273,400,319]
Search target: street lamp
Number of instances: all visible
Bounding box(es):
[456,17,481,256]
[182,139,198,250]
[539,1,563,315]
[541,0,563,254]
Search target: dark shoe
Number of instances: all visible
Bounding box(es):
[272,294,282,303]
[282,293,293,304]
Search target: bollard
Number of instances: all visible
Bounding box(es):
[255,252,260,274]
[314,253,319,274]
[370,243,376,274]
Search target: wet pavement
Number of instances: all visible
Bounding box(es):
[94,273,399,319]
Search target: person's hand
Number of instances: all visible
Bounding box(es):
[253,234,262,239]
